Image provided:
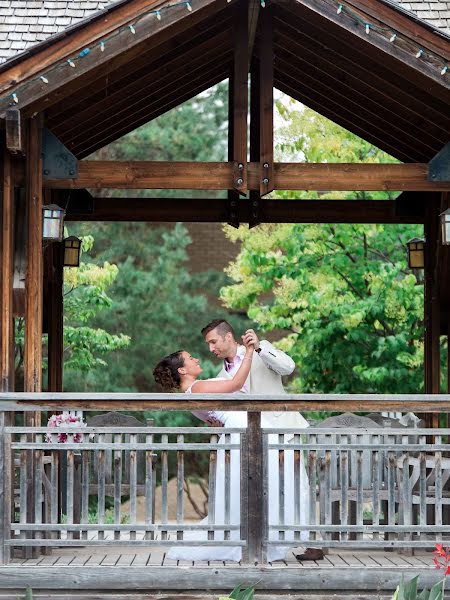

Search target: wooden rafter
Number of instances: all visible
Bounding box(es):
[43,161,450,191]
[0,0,226,118]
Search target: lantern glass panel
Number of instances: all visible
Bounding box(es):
[440,209,450,245]
[42,205,65,241]
[407,238,424,269]
[64,236,81,267]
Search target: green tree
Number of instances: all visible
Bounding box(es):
[220,103,424,394]
[61,235,130,390]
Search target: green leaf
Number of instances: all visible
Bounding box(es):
[429,580,444,600]
[416,588,430,600]
[228,584,242,599]
[404,575,419,599]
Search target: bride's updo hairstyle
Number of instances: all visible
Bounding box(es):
[153,350,185,391]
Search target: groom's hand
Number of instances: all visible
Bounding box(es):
[206,416,224,427]
[242,329,260,351]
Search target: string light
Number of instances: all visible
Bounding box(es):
[2,0,448,109]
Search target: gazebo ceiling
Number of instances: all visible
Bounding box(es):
[0,0,448,161]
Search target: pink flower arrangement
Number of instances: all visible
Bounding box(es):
[45,412,86,443]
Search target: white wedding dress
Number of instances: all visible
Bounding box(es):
[166,380,310,562]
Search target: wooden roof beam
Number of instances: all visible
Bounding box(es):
[43,161,450,191]
[65,197,425,224]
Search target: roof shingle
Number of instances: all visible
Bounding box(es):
[0,0,448,64]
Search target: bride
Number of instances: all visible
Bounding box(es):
[153,342,310,562]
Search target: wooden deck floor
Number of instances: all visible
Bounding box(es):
[9,547,439,570]
[0,546,443,596]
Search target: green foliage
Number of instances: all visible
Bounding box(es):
[392,575,444,600]
[218,583,256,600]
[63,235,130,377]
[221,103,427,394]
[24,587,33,600]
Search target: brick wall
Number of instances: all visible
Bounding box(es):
[185,223,238,273]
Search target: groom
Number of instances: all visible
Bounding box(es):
[201,319,324,562]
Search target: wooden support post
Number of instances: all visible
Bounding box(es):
[242,412,265,563]
[259,7,273,198]
[249,59,261,228]
[46,241,64,392]
[424,194,441,428]
[24,115,43,394]
[231,1,248,196]
[1,143,15,392]
[24,115,43,558]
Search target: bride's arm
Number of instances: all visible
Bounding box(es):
[190,347,254,394]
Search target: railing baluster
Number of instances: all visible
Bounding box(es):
[50,444,59,543]
[435,435,443,539]
[278,433,285,543]
[114,433,122,541]
[98,432,106,541]
[66,441,74,541]
[145,430,154,541]
[356,435,363,541]
[372,435,380,542]
[419,434,427,541]
[388,445,396,543]
[401,434,411,544]
[177,433,184,541]
[0,413,11,564]
[340,434,348,542]
[81,448,89,541]
[293,433,300,543]
[308,433,317,545]
[208,432,218,542]
[161,433,168,541]
[224,432,231,542]
[129,433,137,541]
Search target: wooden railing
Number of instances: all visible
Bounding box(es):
[1,393,450,566]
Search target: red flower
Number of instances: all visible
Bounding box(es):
[434,544,450,575]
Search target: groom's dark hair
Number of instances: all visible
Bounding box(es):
[201,319,236,340]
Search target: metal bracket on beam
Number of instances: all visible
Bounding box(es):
[233,161,247,196]
[249,192,261,228]
[428,143,450,182]
[227,191,240,228]
[42,128,78,180]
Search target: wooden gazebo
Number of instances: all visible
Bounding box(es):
[0,0,449,596]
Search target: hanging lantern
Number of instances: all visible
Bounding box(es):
[42,204,65,241]
[63,236,82,267]
[406,238,425,269]
[441,209,450,245]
